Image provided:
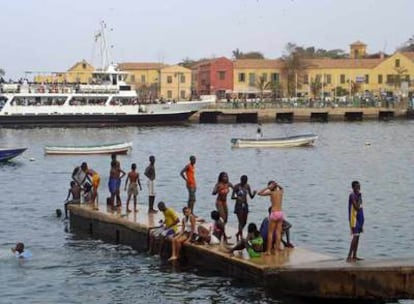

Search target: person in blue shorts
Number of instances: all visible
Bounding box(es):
[347,180,364,262]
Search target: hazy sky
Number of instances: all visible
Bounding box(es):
[1,0,413,79]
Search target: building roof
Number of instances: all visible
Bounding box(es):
[118,62,169,70]
[401,52,414,61]
[67,60,94,72]
[233,59,284,69]
[350,40,367,46]
[303,58,384,69]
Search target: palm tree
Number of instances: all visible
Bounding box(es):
[268,80,282,102]
[310,76,322,98]
[232,48,243,59]
[255,76,271,102]
[281,43,307,97]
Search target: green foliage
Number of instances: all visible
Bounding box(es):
[398,35,414,52]
[335,86,349,97]
[232,49,264,59]
[310,75,322,98]
[0,68,5,77]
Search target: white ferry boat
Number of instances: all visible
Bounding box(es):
[0,66,214,127]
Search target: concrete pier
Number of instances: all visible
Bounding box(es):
[69,204,414,301]
[194,107,410,123]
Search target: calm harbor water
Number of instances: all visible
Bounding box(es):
[1,121,414,303]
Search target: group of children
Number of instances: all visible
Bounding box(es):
[64,154,364,263]
[65,154,158,218]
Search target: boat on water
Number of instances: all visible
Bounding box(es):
[231,134,318,148]
[0,147,27,161]
[0,22,214,128]
[44,142,132,155]
[0,67,214,128]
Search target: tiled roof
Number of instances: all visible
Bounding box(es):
[303,58,384,69]
[401,52,414,61]
[118,62,169,70]
[350,40,367,46]
[67,60,94,72]
[233,59,284,69]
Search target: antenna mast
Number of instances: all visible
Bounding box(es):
[94,21,111,70]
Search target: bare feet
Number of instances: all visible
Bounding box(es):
[148,209,158,214]
[168,256,178,261]
[264,251,271,256]
[134,209,138,213]
[127,209,132,213]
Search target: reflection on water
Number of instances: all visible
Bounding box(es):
[0,121,413,303]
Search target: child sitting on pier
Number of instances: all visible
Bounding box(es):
[228,223,263,258]
[168,207,196,261]
[196,210,229,245]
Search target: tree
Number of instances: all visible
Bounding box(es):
[398,36,414,52]
[268,80,282,101]
[0,68,4,77]
[232,48,243,59]
[393,66,409,90]
[255,76,271,102]
[179,57,197,69]
[232,49,264,59]
[281,43,308,97]
[310,75,322,98]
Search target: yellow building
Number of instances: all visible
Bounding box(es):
[160,65,192,101]
[118,62,168,99]
[300,51,414,99]
[34,60,94,83]
[233,59,284,97]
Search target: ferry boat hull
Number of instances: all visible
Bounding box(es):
[0,111,197,128]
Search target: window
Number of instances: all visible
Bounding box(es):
[180,90,185,99]
[340,74,346,84]
[167,76,172,84]
[262,73,268,82]
[248,73,256,86]
[141,75,146,83]
[167,90,172,98]
[378,74,383,84]
[238,73,245,82]
[271,73,279,82]
[82,63,87,69]
[395,59,400,68]
[130,75,135,82]
[303,74,309,84]
[218,71,226,80]
[386,74,394,84]
[326,74,332,84]
[365,74,369,84]
[180,74,185,83]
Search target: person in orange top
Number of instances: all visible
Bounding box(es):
[180,155,196,214]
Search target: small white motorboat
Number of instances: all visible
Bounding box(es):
[44,142,132,155]
[231,134,318,148]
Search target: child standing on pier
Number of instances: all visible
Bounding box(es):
[258,180,284,254]
[124,163,142,212]
[347,180,364,262]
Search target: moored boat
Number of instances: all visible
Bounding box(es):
[231,134,318,148]
[44,142,132,155]
[0,70,214,128]
[0,147,27,161]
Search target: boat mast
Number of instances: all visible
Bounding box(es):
[95,21,111,70]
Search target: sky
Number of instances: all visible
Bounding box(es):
[0,0,413,79]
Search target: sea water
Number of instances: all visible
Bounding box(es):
[0,121,413,303]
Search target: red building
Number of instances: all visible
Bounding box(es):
[193,57,233,99]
